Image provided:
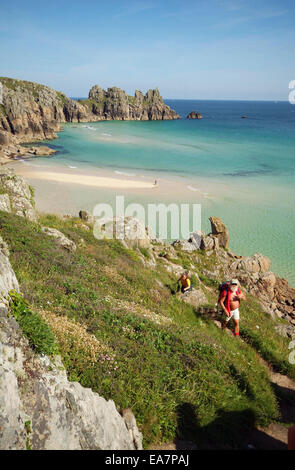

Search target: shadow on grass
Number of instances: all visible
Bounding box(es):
[174,402,287,450]
[271,382,295,424]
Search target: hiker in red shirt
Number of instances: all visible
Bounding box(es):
[219,279,246,337]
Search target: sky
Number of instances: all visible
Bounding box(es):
[1,0,294,100]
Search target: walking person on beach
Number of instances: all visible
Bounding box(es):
[219,279,246,337]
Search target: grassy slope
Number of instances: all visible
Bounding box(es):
[1,210,294,448]
[0,76,66,108]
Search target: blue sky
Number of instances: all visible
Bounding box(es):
[1,0,294,99]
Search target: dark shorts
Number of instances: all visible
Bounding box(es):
[181,285,193,293]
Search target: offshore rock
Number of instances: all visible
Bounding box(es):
[187,111,203,119]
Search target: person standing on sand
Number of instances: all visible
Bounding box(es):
[219,279,246,337]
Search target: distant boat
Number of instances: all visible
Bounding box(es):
[241,115,248,119]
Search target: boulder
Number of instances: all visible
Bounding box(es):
[161,260,185,278]
[41,227,77,252]
[274,324,295,340]
[0,168,37,222]
[172,240,198,253]
[189,231,202,249]
[152,244,176,260]
[231,253,271,274]
[0,315,141,450]
[209,216,229,249]
[10,195,37,222]
[79,210,94,224]
[181,288,208,309]
[257,272,277,300]
[93,216,151,250]
[0,194,11,212]
[26,146,56,156]
[200,235,216,252]
[0,236,19,311]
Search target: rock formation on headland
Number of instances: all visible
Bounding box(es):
[0,77,179,160]
[187,111,203,119]
[84,85,179,121]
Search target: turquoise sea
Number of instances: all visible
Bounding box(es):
[33,99,295,285]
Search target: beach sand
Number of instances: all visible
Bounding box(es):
[10,165,156,189]
[19,169,156,189]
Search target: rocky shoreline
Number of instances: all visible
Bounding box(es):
[0,77,179,161]
[1,166,294,332]
[0,167,294,449]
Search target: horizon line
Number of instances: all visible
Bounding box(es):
[71,96,290,103]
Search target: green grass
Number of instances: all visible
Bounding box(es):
[0,103,6,116]
[0,210,294,448]
[78,98,106,112]
[0,77,48,97]
[239,296,295,380]
[0,77,66,105]
[9,290,58,356]
[56,92,68,105]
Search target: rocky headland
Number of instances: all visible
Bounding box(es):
[0,77,179,161]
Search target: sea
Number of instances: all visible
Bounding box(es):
[30,99,295,285]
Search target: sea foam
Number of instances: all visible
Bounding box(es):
[115,170,136,177]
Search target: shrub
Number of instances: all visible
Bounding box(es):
[9,290,58,356]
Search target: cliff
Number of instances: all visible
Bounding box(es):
[0,168,294,449]
[0,170,142,450]
[0,77,179,159]
[81,85,179,121]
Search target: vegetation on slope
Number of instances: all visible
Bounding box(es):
[0,211,294,448]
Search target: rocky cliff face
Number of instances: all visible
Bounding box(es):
[85,85,179,121]
[0,310,141,450]
[0,167,37,221]
[0,77,88,145]
[93,211,295,330]
[184,220,295,328]
[0,77,179,159]
[0,172,143,450]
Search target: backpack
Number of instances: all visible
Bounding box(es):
[218,281,230,304]
[218,281,241,305]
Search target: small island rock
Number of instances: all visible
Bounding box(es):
[187,111,203,119]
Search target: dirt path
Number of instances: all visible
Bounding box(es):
[149,320,295,450]
[246,359,295,450]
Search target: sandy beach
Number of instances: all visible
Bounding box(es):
[18,169,156,190]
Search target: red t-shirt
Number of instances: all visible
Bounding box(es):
[220,287,241,313]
